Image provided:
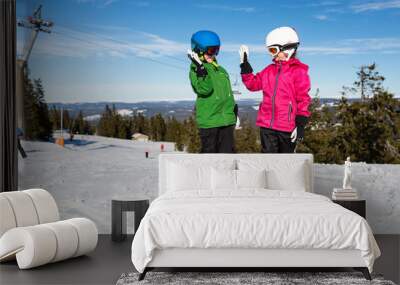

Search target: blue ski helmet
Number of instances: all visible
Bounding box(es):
[191,30,220,55]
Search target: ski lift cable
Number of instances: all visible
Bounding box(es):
[71,26,240,74]
[54,26,239,77]
[52,30,186,71]
[94,33,189,65]
[56,26,189,64]
[88,28,240,77]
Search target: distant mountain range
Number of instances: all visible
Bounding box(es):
[46,98,355,124]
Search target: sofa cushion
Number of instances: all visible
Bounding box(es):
[0,196,17,237]
[0,218,98,269]
[0,192,39,227]
[24,189,59,224]
[0,189,59,238]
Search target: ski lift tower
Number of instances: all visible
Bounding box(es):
[231,74,242,96]
[231,74,242,129]
[16,5,53,132]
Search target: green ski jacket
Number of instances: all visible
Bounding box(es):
[189,62,236,129]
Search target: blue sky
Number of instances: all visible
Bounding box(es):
[17,0,400,103]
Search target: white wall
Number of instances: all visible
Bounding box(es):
[314,163,400,234]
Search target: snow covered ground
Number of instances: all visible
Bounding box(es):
[18,135,177,234]
[18,135,400,234]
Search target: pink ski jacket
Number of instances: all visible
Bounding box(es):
[241,58,311,132]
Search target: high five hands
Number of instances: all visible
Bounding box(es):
[187,49,207,77]
[239,45,249,64]
[238,45,253,74]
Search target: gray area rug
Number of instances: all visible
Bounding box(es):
[116,272,396,285]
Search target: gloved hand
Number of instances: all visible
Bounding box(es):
[187,49,207,77]
[233,103,241,129]
[239,45,249,64]
[233,104,238,118]
[291,116,308,143]
[239,45,253,74]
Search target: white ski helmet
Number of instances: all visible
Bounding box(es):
[266,27,299,59]
[266,26,299,47]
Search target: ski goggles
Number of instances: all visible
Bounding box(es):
[267,43,299,56]
[205,46,220,56]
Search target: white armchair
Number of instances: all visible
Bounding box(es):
[0,189,98,269]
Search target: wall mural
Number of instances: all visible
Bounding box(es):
[16,0,400,234]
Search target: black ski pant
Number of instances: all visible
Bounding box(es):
[199,125,235,153]
[260,127,296,153]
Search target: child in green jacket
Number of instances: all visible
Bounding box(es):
[187,30,237,153]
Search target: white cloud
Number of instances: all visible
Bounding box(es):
[281,1,341,8]
[76,0,149,7]
[31,26,188,61]
[304,38,400,54]
[351,0,400,12]
[27,24,400,62]
[301,46,356,55]
[310,1,341,6]
[103,0,119,6]
[83,24,133,33]
[314,14,329,20]
[76,0,95,3]
[224,37,400,55]
[341,37,400,49]
[195,4,255,13]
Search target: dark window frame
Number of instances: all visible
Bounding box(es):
[0,0,18,192]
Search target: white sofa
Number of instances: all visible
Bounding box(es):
[0,188,98,269]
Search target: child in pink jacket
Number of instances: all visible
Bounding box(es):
[239,27,311,153]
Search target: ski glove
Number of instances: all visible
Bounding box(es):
[290,115,308,143]
[187,49,208,78]
[239,45,253,74]
[233,104,238,118]
[234,104,241,129]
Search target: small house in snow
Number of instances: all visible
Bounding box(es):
[132,133,149,142]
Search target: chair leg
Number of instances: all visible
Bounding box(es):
[354,267,371,280]
[138,268,148,281]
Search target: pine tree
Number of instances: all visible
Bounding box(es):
[62,109,71,132]
[149,114,166,141]
[235,118,259,153]
[296,91,336,162]
[72,111,87,134]
[49,106,60,130]
[82,120,94,135]
[23,71,52,141]
[77,111,85,133]
[97,105,132,139]
[97,104,113,137]
[184,116,201,153]
[132,112,149,135]
[330,64,399,163]
[165,116,184,151]
[297,64,399,163]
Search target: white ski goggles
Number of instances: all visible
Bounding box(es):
[267,43,299,56]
